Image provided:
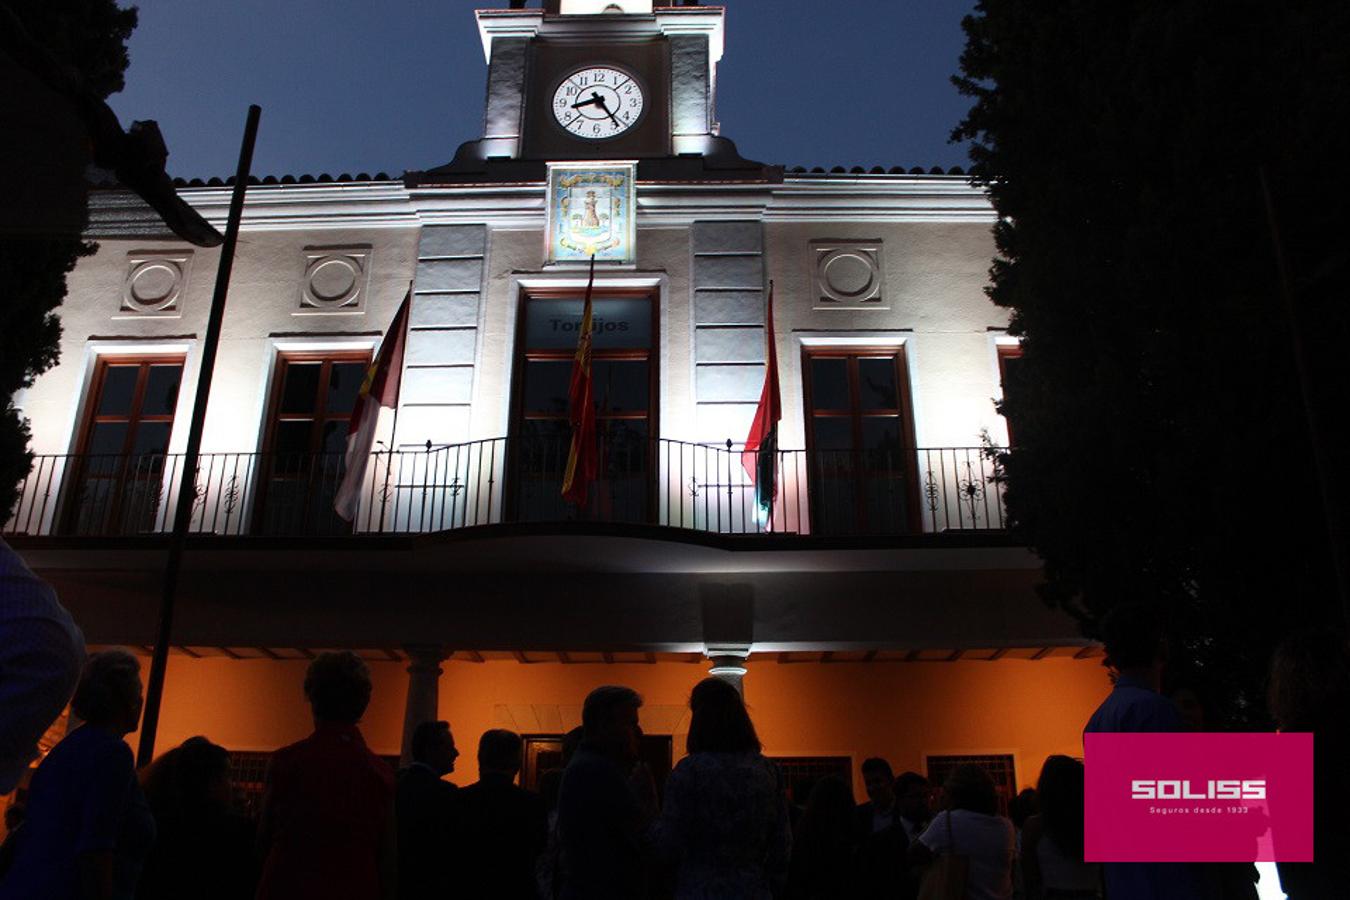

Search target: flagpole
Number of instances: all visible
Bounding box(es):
[137,104,260,768]
[375,282,413,533]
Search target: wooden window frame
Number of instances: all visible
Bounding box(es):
[253,350,372,533]
[506,285,660,522]
[800,345,921,534]
[64,355,185,534]
[996,344,1023,447]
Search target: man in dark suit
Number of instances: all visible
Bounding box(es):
[853,757,912,899]
[458,728,549,900]
[396,720,460,900]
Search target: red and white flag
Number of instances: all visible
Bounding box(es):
[561,257,598,507]
[742,282,781,526]
[334,290,411,521]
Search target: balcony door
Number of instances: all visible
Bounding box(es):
[509,288,657,522]
[803,346,920,535]
[257,351,370,534]
[66,357,184,535]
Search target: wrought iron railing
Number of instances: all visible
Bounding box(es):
[2,439,1005,538]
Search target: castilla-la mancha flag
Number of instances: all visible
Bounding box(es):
[334,289,411,521]
[562,257,598,507]
[742,282,781,523]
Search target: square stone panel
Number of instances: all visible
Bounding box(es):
[418,225,487,259]
[299,246,370,313]
[405,328,478,367]
[693,289,765,326]
[415,258,485,293]
[401,366,474,406]
[691,221,762,255]
[810,239,886,310]
[696,363,766,403]
[120,250,192,317]
[411,293,480,328]
[695,327,766,364]
[693,254,764,291]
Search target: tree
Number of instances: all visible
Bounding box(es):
[0,0,138,520]
[953,0,1350,724]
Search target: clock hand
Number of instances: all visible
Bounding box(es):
[594,95,622,127]
[571,96,601,110]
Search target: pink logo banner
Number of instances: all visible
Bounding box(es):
[1084,732,1312,862]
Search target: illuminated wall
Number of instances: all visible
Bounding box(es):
[129,654,1107,798]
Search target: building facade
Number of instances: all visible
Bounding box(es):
[6,1,1106,805]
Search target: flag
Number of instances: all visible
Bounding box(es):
[562,257,598,507]
[334,289,411,521]
[742,283,781,524]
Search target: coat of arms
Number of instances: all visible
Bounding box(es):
[546,162,637,264]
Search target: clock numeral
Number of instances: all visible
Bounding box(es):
[624,84,634,95]
[629,98,639,107]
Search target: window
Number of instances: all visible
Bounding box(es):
[996,344,1023,446]
[66,357,184,535]
[509,288,657,522]
[257,352,370,534]
[925,753,1018,817]
[802,346,919,534]
[769,756,853,808]
[228,750,398,819]
[521,734,671,802]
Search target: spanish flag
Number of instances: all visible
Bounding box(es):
[334,289,411,521]
[562,257,598,507]
[742,282,781,524]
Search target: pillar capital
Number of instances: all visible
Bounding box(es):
[403,644,451,673]
[705,644,751,693]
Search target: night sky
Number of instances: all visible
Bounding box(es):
[106,0,979,180]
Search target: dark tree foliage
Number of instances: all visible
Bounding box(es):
[0,0,137,520]
[954,0,1350,725]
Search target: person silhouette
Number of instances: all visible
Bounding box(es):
[1020,755,1100,900]
[651,677,790,899]
[457,729,548,900]
[255,651,396,900]
[1268,628,1350,900]
[787,774,856,900]
[136,736,255,900]
[908,764,1016,900]
[853,757,909,898]
[0,649,155,900]
[395,720,460,900]
[557,685,655,900]
[1083,603,1207,900]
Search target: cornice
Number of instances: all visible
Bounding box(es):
[87,182,419,236]
[86,174,995,238]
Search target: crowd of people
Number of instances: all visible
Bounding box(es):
[0,530,1347,900]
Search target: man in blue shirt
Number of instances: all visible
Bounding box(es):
[1084,603,1210,899]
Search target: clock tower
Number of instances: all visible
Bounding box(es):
[409,0,775,185]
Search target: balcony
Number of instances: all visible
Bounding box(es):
[3,438,1006,540]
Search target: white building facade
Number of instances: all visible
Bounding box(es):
[5,3,1106,803]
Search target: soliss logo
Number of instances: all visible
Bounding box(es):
[1130,779,1267,800]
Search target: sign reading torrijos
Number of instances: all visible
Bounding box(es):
[1084,732,1313,862]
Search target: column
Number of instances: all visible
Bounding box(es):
[399,645,450,766]
[705,646,750,695]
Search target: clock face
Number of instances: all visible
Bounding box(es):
[551,66,646,141]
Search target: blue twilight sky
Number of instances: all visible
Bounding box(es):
[106,0,980,180]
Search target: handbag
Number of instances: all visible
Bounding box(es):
[917,811,970,900]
